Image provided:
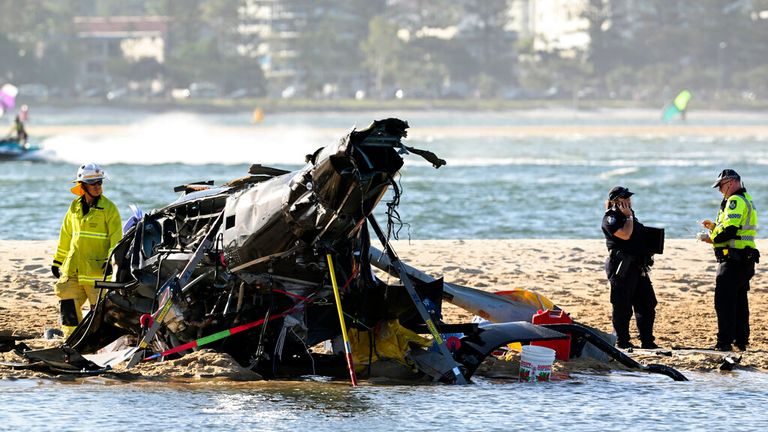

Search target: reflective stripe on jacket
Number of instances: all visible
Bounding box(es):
[712,192,758,250]
[53,195,122,285]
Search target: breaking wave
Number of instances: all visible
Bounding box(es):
[38,113,333,166]
[599,167,640,178]
[406,157,722,168]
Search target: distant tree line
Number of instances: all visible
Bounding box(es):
[1,0,767,102]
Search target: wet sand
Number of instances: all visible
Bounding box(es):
[1,239,765,379]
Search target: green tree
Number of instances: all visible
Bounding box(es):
[386,0,463,31]
[0,0,76,84]
[107,57,164,83]
[217,55,266,94]
[384,0,470,97]
[582,0,627,77]
[457,0,516,87]
[732,64,768,96]
[37,42,78,88]
[518,50,591,97]
[165,38,220,85]
[293,0,385,97]
[361,15,405,97]
[410,36,473,96]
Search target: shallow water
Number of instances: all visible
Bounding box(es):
[1,370,766,431]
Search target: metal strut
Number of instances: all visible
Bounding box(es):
[367,215,468,384]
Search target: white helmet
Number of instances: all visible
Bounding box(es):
[73,162,107,183]
[70,163,107,195]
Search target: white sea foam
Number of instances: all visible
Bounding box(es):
[38,113,333,165]
[407,157,721,168]
[599,167,640,178]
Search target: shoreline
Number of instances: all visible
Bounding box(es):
[1,239,766,377]
[21,97,768,113]
[29,124,768,139]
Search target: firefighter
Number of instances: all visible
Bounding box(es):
[51,163,122,338]
[699,169,759,351]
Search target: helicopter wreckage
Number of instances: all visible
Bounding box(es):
[12,118,685,382]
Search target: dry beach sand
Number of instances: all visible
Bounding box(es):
[1,239,766,380]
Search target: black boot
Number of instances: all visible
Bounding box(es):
[713,342,732,352]
[616,340,636,349]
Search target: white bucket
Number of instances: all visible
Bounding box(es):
[519,345,556,382]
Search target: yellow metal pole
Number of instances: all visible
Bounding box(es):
[326,253,358,386]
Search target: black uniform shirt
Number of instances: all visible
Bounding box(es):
[602,207,645,255]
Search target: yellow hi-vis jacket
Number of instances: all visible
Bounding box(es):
[712,192,758,250]
[52,196,122,285]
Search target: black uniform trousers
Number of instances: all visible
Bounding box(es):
[605,253,657,345]
[715,259,754,346]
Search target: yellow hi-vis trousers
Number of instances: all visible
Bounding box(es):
[53,275,100,338]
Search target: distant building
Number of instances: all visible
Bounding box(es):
[510,0,590,55]
[509,0,650,56]
[73,16,168,89]
[238,0,302,95]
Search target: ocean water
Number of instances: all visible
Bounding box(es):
[2,108,767,241]
[1,371,767,431]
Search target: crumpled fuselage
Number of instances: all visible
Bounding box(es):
[73,119,432,378]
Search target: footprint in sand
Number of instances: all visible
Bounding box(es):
[442,266,460,272]
[31,257,44,261]
[461,268,483,275]
[23,264,43,271]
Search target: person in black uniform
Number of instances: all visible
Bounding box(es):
[602,186,658,349]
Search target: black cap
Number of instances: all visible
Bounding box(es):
[712,169,740,188]
[609,186,634,200]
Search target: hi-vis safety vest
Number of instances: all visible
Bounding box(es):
[53,196,122,285]
[712,192,758,250]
